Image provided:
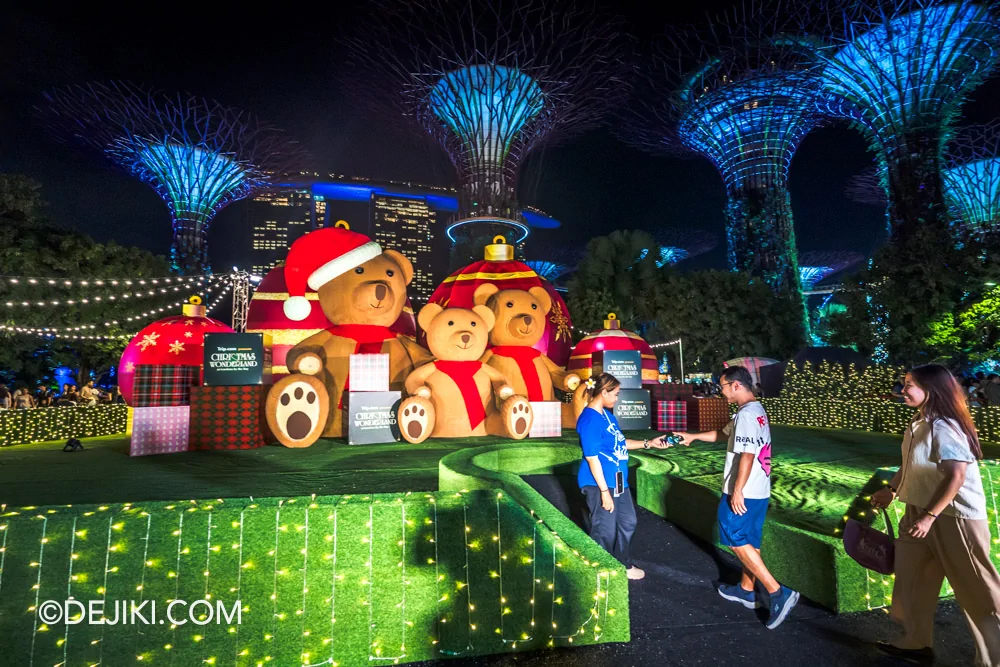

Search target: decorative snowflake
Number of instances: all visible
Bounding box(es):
[184,319,195,326]
[137,332,160,351]
[125,361,135,372]
[183,331,193,338]
[168,340,185,355]
[199,321,210,327]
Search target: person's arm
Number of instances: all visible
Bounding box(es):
[729,453,755,515]
[584,455,614,513]
[673,430,725,446]
[625,436,670,450]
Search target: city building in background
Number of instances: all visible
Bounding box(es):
[370,194,440,301]
[247,188,315,275]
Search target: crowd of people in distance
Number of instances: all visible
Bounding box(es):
[692,379,764,398]
[0,380,124,409]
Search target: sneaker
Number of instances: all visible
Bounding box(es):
[717,583,762,609]
[765,586,800,630]
[626,567,645,580]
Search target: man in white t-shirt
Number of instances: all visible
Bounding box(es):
[675,365,799,630]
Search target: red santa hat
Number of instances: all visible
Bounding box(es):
[282,224,382,321]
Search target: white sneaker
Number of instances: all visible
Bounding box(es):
[626,566,645,580]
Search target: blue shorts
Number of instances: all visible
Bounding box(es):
[717,494,769,548]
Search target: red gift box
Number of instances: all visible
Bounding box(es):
[132,365,199,407]
[188,385,274,450]
[649,383,694,402]
[655,400,687,431]
[130,406,190,456]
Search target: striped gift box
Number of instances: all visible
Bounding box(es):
[349,354,390,392]
[528,401,561,438]
[655,400,687,431]
[132,365,199,407]
[130,405,190,456]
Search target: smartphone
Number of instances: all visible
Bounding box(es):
[614,471,624,497]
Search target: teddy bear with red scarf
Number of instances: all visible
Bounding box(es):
[265,224,430,447]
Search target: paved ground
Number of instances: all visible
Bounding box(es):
[406,475,979,667]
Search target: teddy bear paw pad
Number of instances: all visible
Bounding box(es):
[267,376,328,448]
[503,398,533,439]
[398,397,435,444]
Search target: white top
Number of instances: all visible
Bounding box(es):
[897,416,986,520]
[721,401,772,499]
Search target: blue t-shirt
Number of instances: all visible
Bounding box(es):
[576,406,628,490]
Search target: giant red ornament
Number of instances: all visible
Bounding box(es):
[567,313,659,384]
[424,238,574,365]
[118,297,234,405]
[246,265,417,380]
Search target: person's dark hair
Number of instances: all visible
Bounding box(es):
[720,365,754,391]
[583,372,620,402]
[909,364,982,460]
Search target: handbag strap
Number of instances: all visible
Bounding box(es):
[880,507,895,541]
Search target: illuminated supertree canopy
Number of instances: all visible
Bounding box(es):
[943,121,1000,238]
[651,228,719,266]
[806,0,1000,241]
[524,241,585,284]
[848,122,1000,240]
[798,250,865,290]
[38,81,307,275]
[622,8,823,298]
[344,0,627,263]
[523,260,573,282]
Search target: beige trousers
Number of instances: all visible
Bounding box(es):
[891,504,1000,666]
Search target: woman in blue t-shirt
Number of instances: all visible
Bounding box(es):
[577,373,671,580]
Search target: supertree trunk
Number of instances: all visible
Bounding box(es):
[725,187,801,295]
[883,127,952,241]
[171,213,212,275]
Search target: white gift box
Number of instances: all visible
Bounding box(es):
[349,353,390,392]
[528,401,562,438]
[130,405,190,456]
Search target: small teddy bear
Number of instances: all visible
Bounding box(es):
[396,302,533,443]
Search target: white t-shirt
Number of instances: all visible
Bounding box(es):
[897,416,986,520]
[721,401,772,499]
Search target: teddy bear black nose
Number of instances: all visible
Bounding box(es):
[375,284,388,301]
[523,315,532,326]
[461,333,471,344]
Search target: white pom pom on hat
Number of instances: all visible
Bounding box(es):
[282,224,382,322]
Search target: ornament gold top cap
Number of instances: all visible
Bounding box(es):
[182,295,206,317]
[335,220,350,229]
[485,236,514,262]
[604,312,620,330]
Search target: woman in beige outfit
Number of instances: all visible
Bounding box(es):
[871,364,1000,666]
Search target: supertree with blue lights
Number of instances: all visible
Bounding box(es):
[623,8,823,300]
[651,228,719,267]
[805,0,1000,242]
[943,121,1000,242]
[848,122,1000,242]
[798,250,865,290]
[344,0,627,266]
[38,82,306,275]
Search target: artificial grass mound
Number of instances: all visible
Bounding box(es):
[0,491,628,667]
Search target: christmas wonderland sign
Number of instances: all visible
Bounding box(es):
[203,333,272,386]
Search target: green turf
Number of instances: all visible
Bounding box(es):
[0,491,627,667]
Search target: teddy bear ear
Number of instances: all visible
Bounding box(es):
[417,303,443,332]
[473,283,499,306]
[528,286,552,314]
[472,304,496,332]
[383,249,414,285]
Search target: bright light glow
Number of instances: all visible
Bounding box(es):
[656,247,690,267]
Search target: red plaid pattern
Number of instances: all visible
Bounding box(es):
[685,397,730,431]
[188,385,274,450]
[133,365,199,407]
[349,354,390,392]
[528,401,562,438]
[130,406,190,456]
[655,401,687,431]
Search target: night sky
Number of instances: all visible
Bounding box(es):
[3,1,999,272]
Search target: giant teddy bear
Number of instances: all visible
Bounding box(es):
[266,224,431,447]
[396,302,533,443]
[473,283,580,406]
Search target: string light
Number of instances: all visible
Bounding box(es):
[0,278,221,308]
[0,274,221,288]
[0,405,128,447]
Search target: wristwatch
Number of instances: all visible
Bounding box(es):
[642,439,650,449]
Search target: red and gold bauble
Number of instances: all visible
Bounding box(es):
[567,313,659,384]
[118,297,234,405]
[425,237,574,365]
[246,265,417,380]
